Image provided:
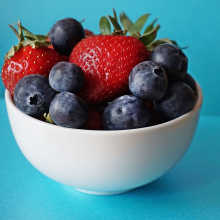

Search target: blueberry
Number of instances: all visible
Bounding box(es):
[14,74,56,117]
[49,18,85,56]
[49,61,84,93]
[150,44,188,80]
[103,95,151,130]
[179,73,197,96]
[129,61,168,101]
[49,92,88,128]
[154,82,196,122]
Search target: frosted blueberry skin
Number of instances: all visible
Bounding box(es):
[49,92,88,128]
[49,61,84,93]
[49,18,85,56]
[103,95,151,130]
[14,74,56,117]
[129,61,168,101]
[150,44,188,80]
[154,82,196,122]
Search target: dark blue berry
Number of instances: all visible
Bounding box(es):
[14,74,56,117]
[49,61,84,93]
[49,18,85,56]
[49,92,88,128]
[150,44,188,80]
[129,61,168,101]
[154,82,196,122]
[103,95,151,130]
[179,73,197,96]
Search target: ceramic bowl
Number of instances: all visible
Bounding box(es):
[5,83,203,195]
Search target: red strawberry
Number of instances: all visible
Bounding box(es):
[46,37,54,49]
[143,101,162,126]
[69,35,149,104]
[36,114,47,122]
[85,107,104,130]
[85,29,94,37]
[1,21,64,95]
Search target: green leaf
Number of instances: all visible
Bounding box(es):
[35,35,48,41]
[144,18,158,34]
[147,38,188,50]
[9,24,21,41]
[139,28,157,46]
[131,31,141,38]
[146,38,175,50]
[5,46,16,59]
[113,8,118,22]
[20,24,38,40]
[99,16,111,35]
[44,113,56,124]
[170,40,178,46]
[129,13,150,34]
[24,36,38,41]
[5,42,23,59]
[35,40,51,47]
[21,39,50,48]
[17,20,24,41]
[120,12,133,32]
[22,40,36,48]
[6,20,52,59]
[169,40,188,49]
[112,30,126,36]
[112,8,119,32]
[155,24,160,31]
[107,15,122,31]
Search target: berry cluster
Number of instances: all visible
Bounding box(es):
[1,10,197,130]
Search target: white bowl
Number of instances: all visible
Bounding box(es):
[5,83,203,195]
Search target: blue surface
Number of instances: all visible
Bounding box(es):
[0,0,220,219]
[1,97,220,219]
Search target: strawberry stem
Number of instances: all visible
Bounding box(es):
[5,20,51,60]
[99,9,184,50]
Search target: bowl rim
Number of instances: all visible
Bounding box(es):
[5,82,203,135]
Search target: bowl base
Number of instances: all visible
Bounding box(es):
[75,188,132,195]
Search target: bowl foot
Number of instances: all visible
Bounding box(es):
[75,188,132,195]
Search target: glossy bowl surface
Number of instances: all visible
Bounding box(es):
[5,83,203,195]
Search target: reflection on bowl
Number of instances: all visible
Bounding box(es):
[5,83,203,195]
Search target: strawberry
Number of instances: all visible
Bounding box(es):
[1,21,64,95]
[85,29,94,37]
[85,107,104,130]
[69,8,180,104]
[36,114,47,122]
[46,37,54,49]
[69,35,149,104]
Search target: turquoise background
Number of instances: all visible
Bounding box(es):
[0,0,220,116]
[1,1,220,219]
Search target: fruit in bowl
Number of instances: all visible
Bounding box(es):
[2,10,203,195]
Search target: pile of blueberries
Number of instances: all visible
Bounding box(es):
[14,42,197,130]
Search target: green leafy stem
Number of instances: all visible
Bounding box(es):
[5,21,50,59]
[99,9,184,51]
